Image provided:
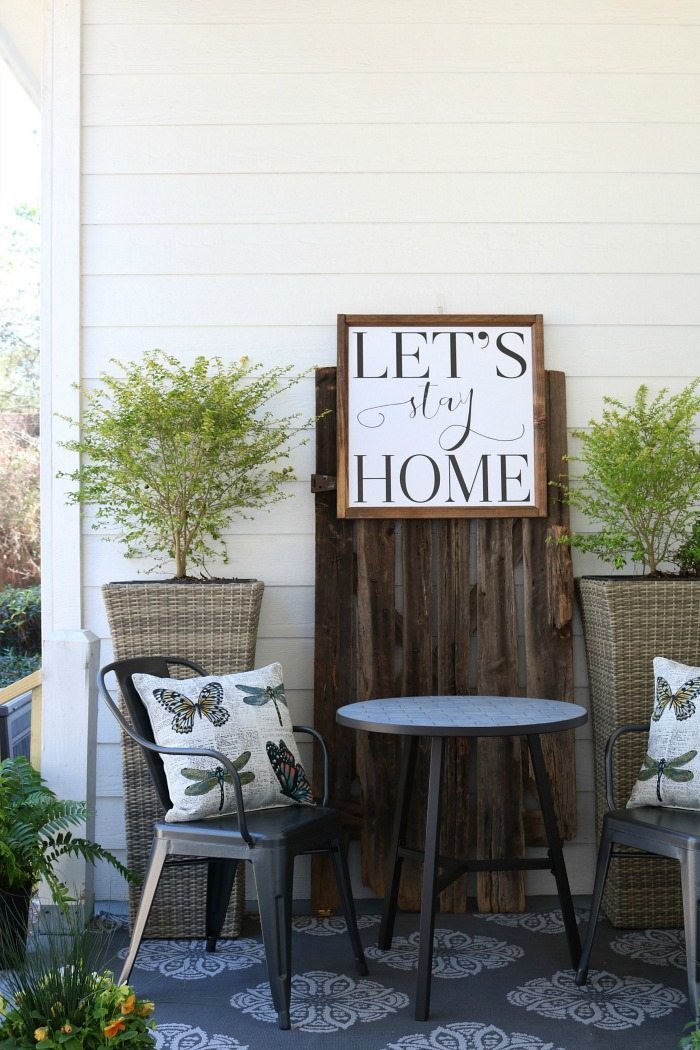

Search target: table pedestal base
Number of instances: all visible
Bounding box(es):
[378,734,581,1021]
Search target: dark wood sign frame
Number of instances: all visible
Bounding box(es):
[337,314,547,519]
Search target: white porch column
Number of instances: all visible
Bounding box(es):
[39,2,92,902]
[40,629,99,908]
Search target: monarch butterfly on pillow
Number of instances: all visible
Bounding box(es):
[266,740,313,803]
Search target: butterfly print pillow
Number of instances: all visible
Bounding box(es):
[132,662,313,822]
[628,657,700,812]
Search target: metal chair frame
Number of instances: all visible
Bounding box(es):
[98,656,367,1030]
[576,722,700,1015]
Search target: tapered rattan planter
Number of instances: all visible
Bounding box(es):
[579,576,700,927]
[103,579,264,938]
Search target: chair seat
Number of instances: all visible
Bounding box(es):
[155,804,340,850]
[608,805,700,852]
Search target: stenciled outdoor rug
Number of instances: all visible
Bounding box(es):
[89,904,693,1050]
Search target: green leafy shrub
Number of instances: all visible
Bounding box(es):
[0,647,40,688]
[555,381,700,575]
[0,585,41,652]
[59,350,315,579]
[675,516,700,578]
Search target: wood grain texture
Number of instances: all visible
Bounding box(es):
[311,367,355,907]
[354,517,400,897]
[523,371,576,841]
[475,518,525,911]
[436,520,473,911]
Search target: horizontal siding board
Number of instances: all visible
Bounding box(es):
[81,324,700,379]
[82,223,700,276]
[83,531,316,586]
[93,856,129,903]
[82,24,700,75]
[82,274,700,327]
[82,173,700,225]
[82,1,700,26]
[82,74,700,126]
[82,123,700,176]
[525,843,595,896]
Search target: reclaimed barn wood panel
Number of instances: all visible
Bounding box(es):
[475,518,525,911]
[436,520,473,912]
[311,368,574,912]
[310,367,356,908]
[522,371,576,844]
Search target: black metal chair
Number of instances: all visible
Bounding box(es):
[98,656,368,1030]
[576,722,700,1014]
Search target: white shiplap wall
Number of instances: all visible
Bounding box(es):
[78,0,700,905]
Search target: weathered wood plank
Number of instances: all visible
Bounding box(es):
[310,367,355,910]
[476,518,525,911]
[398,519,434,909]
[523,371,576,842]
[401,520,433,697]
[436,520,472,911]
[355,517,399,897]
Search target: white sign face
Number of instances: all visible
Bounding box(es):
[337,317,546,519]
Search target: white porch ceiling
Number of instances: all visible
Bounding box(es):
[0,0,42,105]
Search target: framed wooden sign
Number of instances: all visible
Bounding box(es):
[337,314,547,519]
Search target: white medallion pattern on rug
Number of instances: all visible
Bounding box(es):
[153,1023,248,1049]
[381,1021,566,1049]
[118,938,265,979]
[366,928,523,977]
[610,928,685,970]
[476,910,585,934]
[293,913,381,936]
[229,969,409,1031]
[508,968,685,1029]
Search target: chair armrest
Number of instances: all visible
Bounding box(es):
[293,725,330,806]
[604,722,649,811]
[97,670,254,846]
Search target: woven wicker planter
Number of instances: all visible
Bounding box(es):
[578,576,700,927]
[103,579,264,939]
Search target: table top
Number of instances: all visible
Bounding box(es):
[336,696,588,737]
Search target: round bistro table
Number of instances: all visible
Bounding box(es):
[336,695,588,1021]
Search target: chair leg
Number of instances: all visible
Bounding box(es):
[576,824,614,986]
[119,836,168,984]
[205,859,239,952]
[329,837,368,975]
[253,850,294,1030]
[680,851,700,1017]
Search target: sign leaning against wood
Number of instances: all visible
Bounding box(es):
[337,314,547,519]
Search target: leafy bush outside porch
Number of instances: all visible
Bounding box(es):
[0,585,40,688]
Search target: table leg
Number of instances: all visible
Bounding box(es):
[379,736,418,950]
[527,733,581,968]
[415,735,444,1021]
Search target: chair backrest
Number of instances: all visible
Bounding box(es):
[604,722,651,810]
[99,656,207,811]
